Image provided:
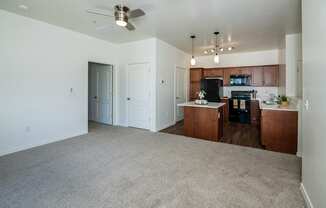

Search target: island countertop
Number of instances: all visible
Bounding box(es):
[178,101,225,109]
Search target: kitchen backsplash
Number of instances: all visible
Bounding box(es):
[223,87,279,101]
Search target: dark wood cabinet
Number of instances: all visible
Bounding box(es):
[221,98,229,123]
[263,65,279,86]
[190,82,200,100]
[223,69,231,86]
[190,65,279,98]
[222,65,279,87]
[250,100,261,126]
[251,67,264,86]
[203,68,224,77]
[261,110,298,154]
[190,68,203,82]
[184,106,223,142]
[190,68,203,100]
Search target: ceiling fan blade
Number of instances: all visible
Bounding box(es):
[125,22,136,31]
[86,9,113,17]
[129,9,145,18]
[96,25,110,31]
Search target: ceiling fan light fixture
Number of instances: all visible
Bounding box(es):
[115,5,129,27]
[116,19,127,27]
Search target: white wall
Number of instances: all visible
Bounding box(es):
[278,37,286,96]
[193,49,280,68]
[116,38,190,132]
[286,34,302,97]
[0,10,118,156]
[117,38,157,131]
[301,0,326,207]
[156,39,190,131]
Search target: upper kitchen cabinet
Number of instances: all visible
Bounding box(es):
[203,68,224,77]
[263,65,279,86]
[190,68,203,100]
[190,68,203,82]
[223,69,231,86]
[251,67,264,86]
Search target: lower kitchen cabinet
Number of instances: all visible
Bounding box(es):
[221,98,229,123]
[261,110,298,154]
[184,106,224,142]
[250,100,260,126]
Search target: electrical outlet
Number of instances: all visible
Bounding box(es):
[304,99,310,110]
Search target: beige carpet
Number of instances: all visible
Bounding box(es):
[0,123,305,208]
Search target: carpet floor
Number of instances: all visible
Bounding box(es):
[0,123,305,208]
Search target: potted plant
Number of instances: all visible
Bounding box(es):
[198,90,206,100]
[279,95,289,106]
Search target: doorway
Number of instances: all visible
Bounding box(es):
[175,66,187,123]
[127,63,150,130]
[88,62,113,125]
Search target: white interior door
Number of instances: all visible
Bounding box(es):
[175,67,187,122]
[127,63,150,130]
[88,63,113,125]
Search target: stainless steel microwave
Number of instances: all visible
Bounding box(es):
[229,75,251,86]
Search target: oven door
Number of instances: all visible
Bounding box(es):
[228,98,251,123]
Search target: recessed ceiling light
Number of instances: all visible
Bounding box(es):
[228,47,233,51]
[220,48,224,52]
[210,49,215,53]
[18,4,29,10]
[204,50,208,54]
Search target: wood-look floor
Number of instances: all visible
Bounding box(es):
[161,121,263,149]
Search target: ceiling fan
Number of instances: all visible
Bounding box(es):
[86,5,145,31]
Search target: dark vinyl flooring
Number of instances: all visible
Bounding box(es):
[160,121,263,149]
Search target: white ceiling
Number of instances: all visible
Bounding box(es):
[0,0,301,55]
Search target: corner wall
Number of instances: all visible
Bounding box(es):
[0,10,118,156]
[156,39,190,131]
[116,38,157,131]
[301,0,326,207]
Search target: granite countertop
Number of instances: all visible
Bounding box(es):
[178,101,225,109]
[222,97,299,112]
[260,103,299,112]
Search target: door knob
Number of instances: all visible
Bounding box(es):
[94,96,98,99]
[127,97,131,100]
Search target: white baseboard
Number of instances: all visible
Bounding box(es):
[0,131,88,157]
[300,183,314,208]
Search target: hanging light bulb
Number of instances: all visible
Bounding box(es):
[191,56,196,65]
[213,32,220,64]
[190,35,196,66]
[214,53,220,64]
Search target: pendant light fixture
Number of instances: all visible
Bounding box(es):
[190,35,196,66]
[213,32,220,64]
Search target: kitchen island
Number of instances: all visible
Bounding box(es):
[178,102,225,142]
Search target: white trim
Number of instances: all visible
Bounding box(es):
[300,183,314,208]
[126,62,151,130]
[174,65,187,124]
